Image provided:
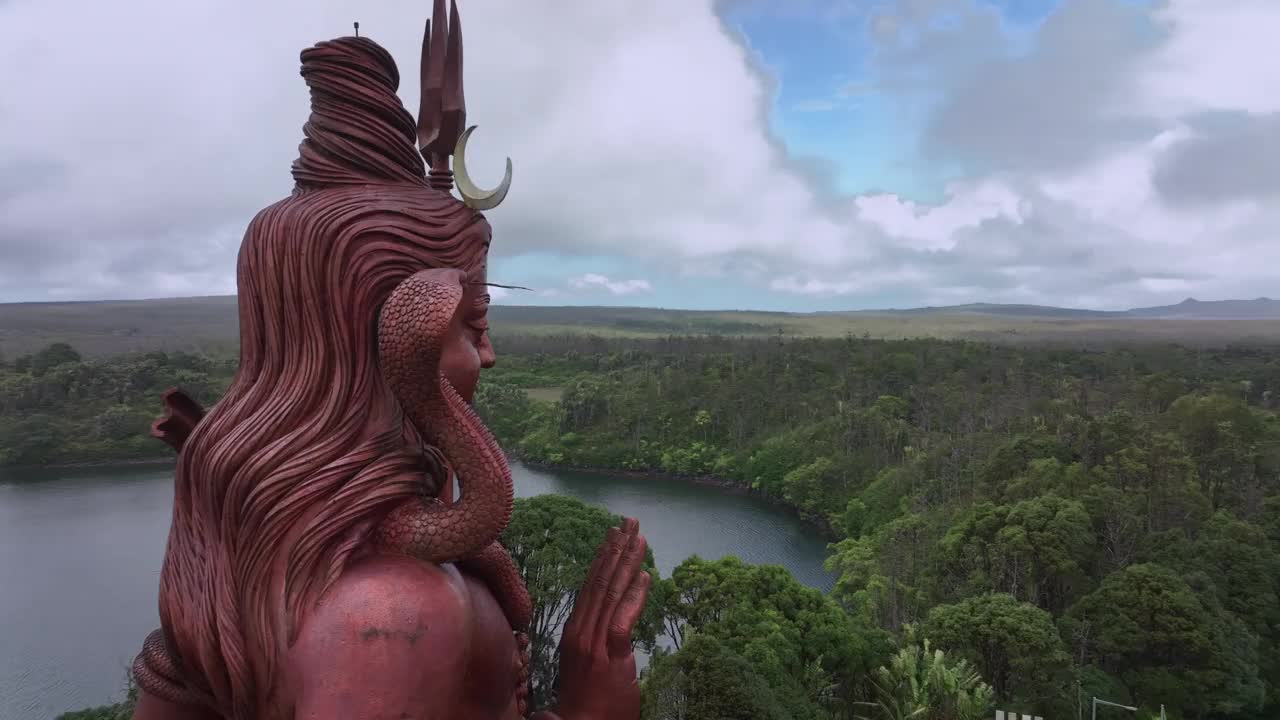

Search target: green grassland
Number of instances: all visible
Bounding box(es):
[0,296,239,358]
[3,296,1280,358]
[522,386,565,403]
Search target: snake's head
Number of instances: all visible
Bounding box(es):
[379,267,494,405]
[413,267,469,293]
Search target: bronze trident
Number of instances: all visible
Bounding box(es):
[418,0,512,210]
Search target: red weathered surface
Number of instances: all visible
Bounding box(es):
[127,2,647,719]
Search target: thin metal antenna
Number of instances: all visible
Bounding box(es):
[469,281,534,292]
[353,21,360,37]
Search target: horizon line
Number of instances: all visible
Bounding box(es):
[0,294,1275,316]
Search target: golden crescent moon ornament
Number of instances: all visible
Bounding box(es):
[453,125,512,210]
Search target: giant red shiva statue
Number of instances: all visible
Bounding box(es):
[127,3,651,719]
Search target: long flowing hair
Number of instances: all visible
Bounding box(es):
[156,36,489,720]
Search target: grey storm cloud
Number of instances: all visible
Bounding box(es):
[916,0,1162,173]
[1153,112,1280,206]
[0,156,66,204]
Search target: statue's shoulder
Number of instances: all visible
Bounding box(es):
[286,554,474,709]
[298,553,474,647]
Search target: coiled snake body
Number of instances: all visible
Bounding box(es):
[372,268,533,633]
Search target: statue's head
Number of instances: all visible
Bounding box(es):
[243,0,510,403]
[157,2,510,715]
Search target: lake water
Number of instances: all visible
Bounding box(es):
[0,461,833,720]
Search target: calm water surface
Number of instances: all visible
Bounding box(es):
[0,462,832,720]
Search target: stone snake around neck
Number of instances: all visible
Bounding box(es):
[372,268,533,634]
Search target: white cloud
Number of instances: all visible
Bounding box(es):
[833,0,1280,309]
[0,0,863,302]
[0,0,1277,310]
[568,274,652,296]
[1134,0,1280,118]
[1140,277,1194,294]
[771,276,859,295]
[854,179,1026,252]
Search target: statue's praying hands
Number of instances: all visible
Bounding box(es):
[534,518,652,720]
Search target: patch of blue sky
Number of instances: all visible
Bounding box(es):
[717,0,1088,204]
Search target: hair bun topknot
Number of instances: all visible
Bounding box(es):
[291,37,428,189]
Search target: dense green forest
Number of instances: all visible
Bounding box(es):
[11,334,1280,719]
[0,343,235,468]
[477,335,1280,719]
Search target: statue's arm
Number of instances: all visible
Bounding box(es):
[288,555,474,719]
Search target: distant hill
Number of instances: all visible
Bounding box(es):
[2,295,1279,357]
[0,296,240,358]
[848,303,1119,319]
[1123,297,1280,319]
[855,298,1280,320]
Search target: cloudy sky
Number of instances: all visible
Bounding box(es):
[0,0,1276,311]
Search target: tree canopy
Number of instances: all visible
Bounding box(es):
[22,332,1280,719]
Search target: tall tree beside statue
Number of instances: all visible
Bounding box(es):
[500,495,664,712]
[126,2,651,718]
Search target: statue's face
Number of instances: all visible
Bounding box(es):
[438,263,496,404]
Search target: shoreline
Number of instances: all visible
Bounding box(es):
[1,455,175,473]
[0,453,837,540]
[517,457,839,540]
